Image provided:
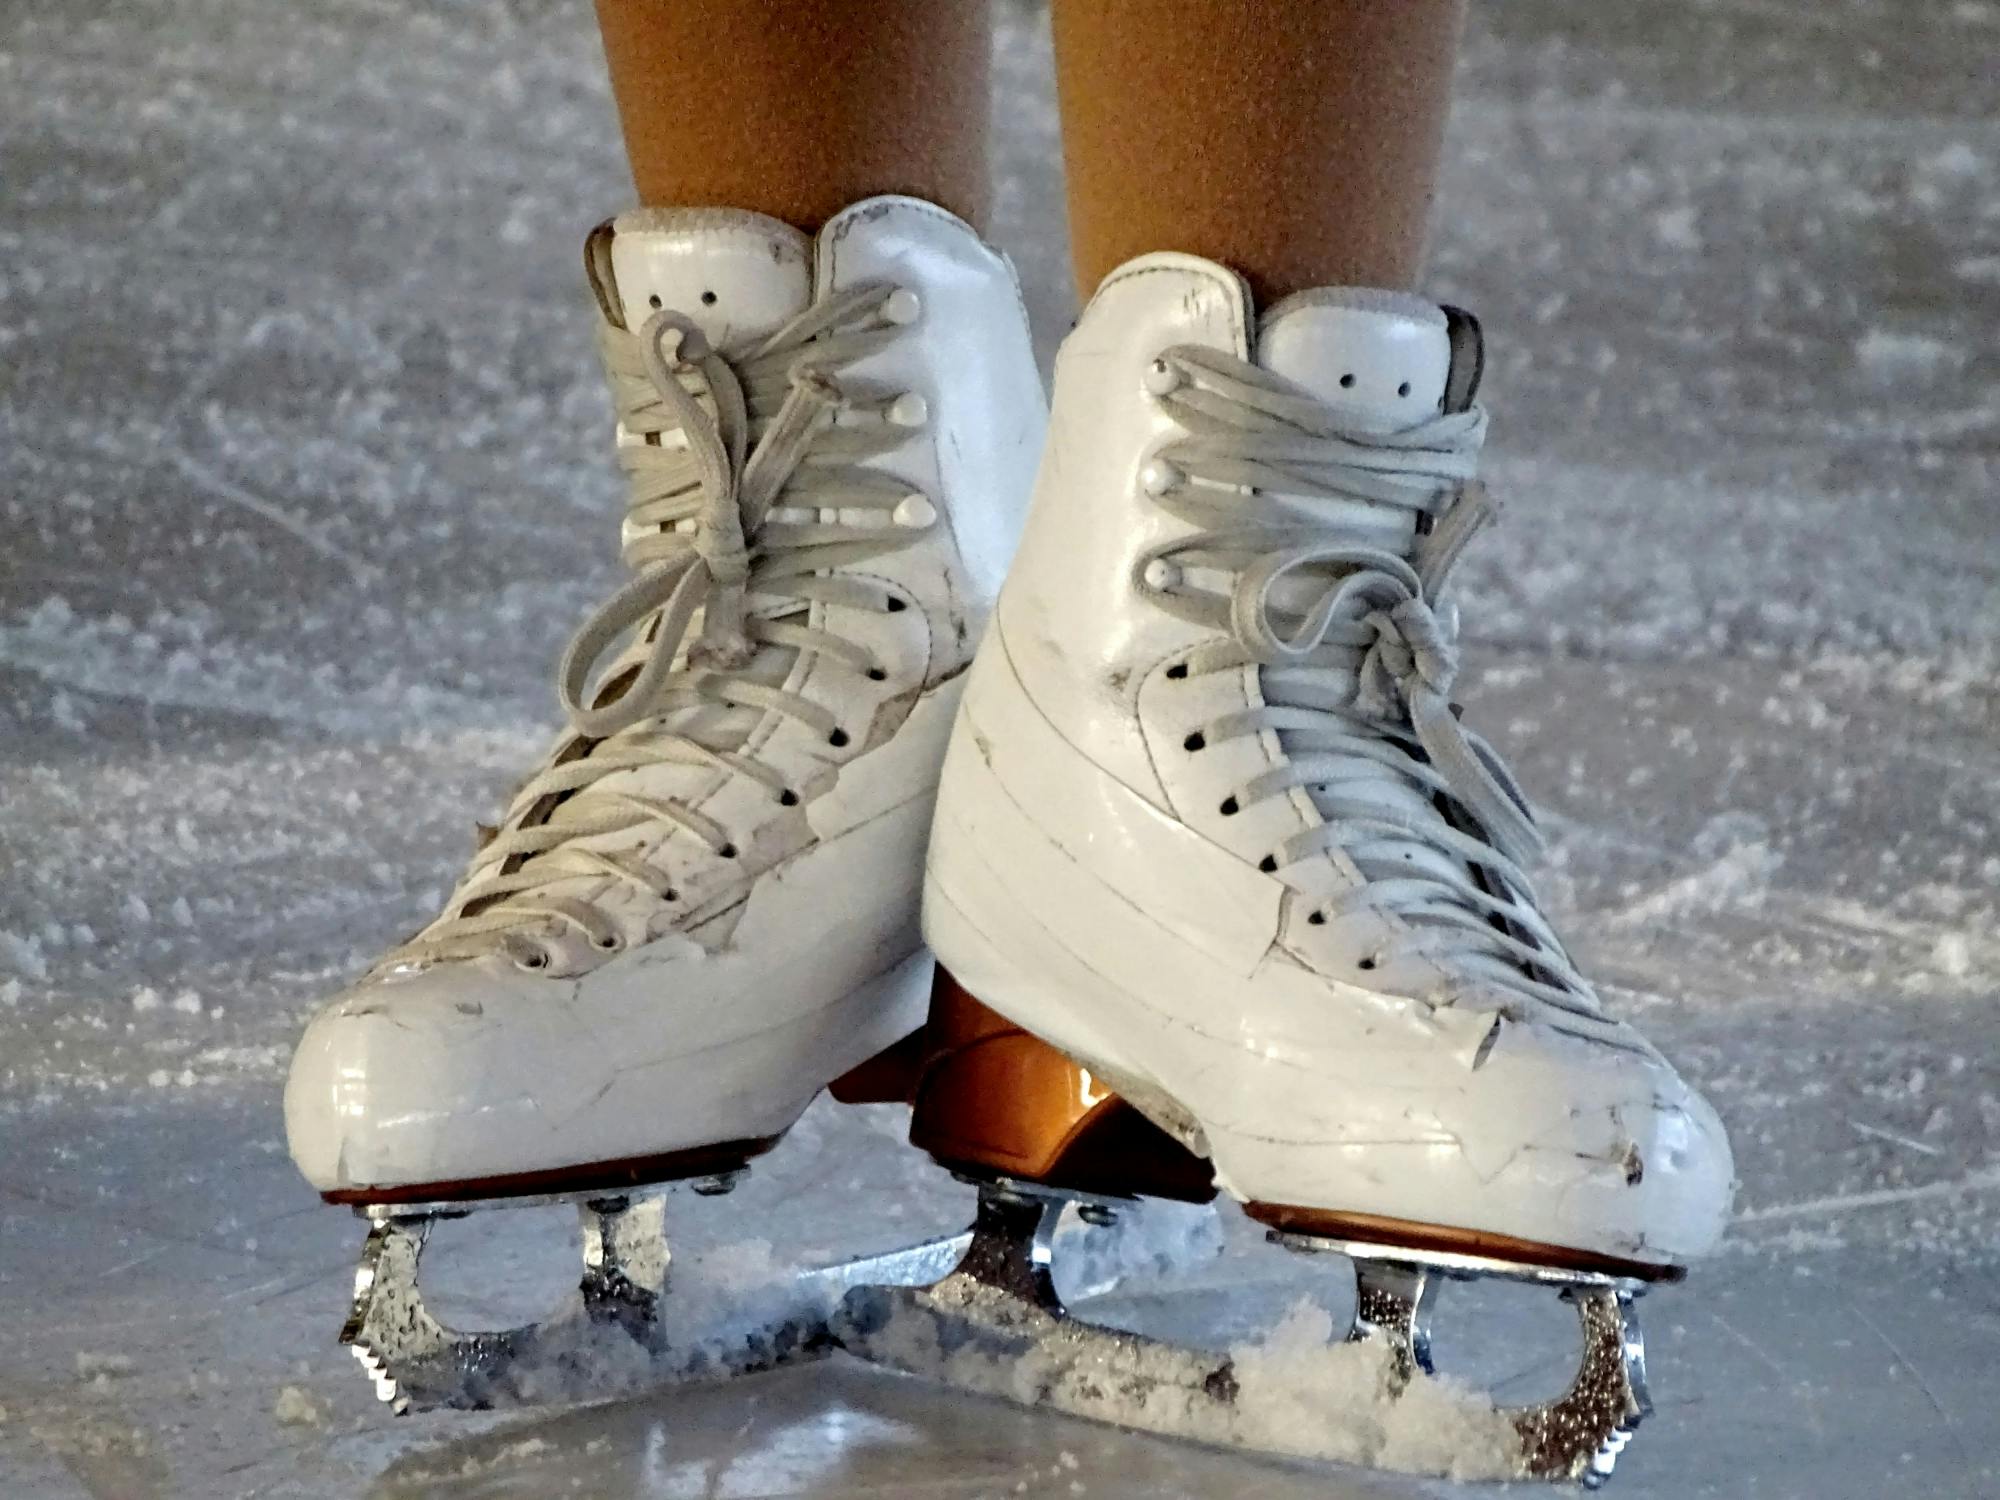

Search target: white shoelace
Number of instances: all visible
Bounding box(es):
[1139,344,1599,1020]
[388,285,931,971]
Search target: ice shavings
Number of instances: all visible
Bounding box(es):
[845,1284,1526,1481]
[1228,1301,1524,1480]
[350,1230,918,1412]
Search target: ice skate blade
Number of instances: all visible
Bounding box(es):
[833,1182,1656,1487]
[341,1172,972,1416]
[343,1191,675,1414]
[833,1183,1239,1438]
[342,1174,788,1415]
[1274,1230,1654,1487]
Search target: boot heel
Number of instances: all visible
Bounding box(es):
[908,968,1215,1204]
[827,1026,929,1106]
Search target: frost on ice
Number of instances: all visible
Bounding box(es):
[272,1385,329,1429]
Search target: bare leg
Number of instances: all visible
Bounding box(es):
[1050,0,1467,301]
[593,0,991,229]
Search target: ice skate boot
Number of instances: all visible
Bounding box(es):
[834,255,1734,1483]
[283,196,1045,1412]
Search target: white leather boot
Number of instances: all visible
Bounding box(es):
[842,253,1734,1482]
[283,197,1044,1410]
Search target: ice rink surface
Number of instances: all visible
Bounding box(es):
[2,1,1996,1495]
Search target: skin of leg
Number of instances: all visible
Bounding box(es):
[592,0,991,231]
[1050,0,1468,302]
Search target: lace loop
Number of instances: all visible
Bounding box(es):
[384,282,931,970]
[1139,342,1587,1014]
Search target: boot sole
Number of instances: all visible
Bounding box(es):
[920,965,1684,1284]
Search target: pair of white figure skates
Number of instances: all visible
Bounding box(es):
[284,197,1734,1484]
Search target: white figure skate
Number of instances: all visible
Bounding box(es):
[283,197,1046,1412]
[835,255,1735,1484]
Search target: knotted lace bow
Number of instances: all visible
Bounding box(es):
[1229,534,1542,872]
[561,308,846,737]
[381,283,930,969]
[1137,343,1594,1016]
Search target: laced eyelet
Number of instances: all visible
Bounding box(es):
[1140,459,1180,496]
[828,728,851,748]
[1183,732,1205,751]
[1219,797,1239,816]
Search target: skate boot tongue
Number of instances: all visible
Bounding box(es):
[1256,287,1452,424]
[1253,288,1455,559]
[586,208,816,678]
[1245,290,1531,993]
[589,207,812,345]
[570,207,820,746]
[1244,286,1461,671]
